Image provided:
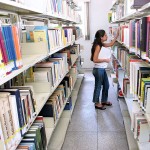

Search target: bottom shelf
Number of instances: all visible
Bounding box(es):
[119,98,150,150]
[47,117,70,150]
[119,98,138,150]
[46,74,84,150]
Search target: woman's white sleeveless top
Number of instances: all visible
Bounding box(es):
[94,46,111,68]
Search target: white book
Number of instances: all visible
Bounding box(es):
[34,68,53,88]
[19,89,36,119]
[145,88,150,113]
[53,53,68,73]
[33,71,50,82]
[0,115,6,150]
[134,115,145,139]
[138,121,150,143]
[8,95,22,147]
[0,93,12,150]
[35,62,55,86]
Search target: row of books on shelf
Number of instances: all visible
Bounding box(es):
[21,44,79,86]
[109,16,150,59]
[9,0,81,23]
[0,49,79,149]
[22,25,82,51]
[0,86,36,150]
[39,69,77,124]
[131,107,150,143]
[112,45,150,144]
[109,0,150,22]
[16,116,47,150]
[112,45,150,113]
[0,24,81,80]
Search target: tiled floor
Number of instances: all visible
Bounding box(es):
[62,70,129,150]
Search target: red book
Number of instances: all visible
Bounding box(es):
[146,17,150,57]
[0,27,8,64]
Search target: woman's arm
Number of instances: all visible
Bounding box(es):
[93,45,110,63]
[103,37,117,47]
[103,29,119,47]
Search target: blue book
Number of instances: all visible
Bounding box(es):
[2,27,12,61]
[7,26,17,69]
[2,26,16,70]
[57,0,62,13]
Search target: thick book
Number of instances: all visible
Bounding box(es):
[144,86,150,110]
[146,17,150,58]
[140,17,147,52]
[8,95,22,144]
[140,78,150,104]
[11,86,36,117]
[39,102,54,117]
[145,88,150,113]
[34,62,55,87]
[0,93,11,149]
[0,89,25,136]
[137,67,150,99]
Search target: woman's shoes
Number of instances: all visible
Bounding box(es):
[95,105,106,110]
[102,101,112,106]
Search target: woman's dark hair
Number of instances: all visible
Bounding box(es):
[91,29,105,61]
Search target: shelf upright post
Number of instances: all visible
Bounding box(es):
[44,18,50,27]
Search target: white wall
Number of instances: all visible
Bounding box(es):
[78,0,112,69]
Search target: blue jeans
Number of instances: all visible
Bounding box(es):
[92,68,109,103]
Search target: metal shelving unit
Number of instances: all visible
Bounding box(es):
[0,1,83,149]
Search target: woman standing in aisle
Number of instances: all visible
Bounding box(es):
[91,29,119,110]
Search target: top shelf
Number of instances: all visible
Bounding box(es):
[0,0,43,14]
[111,2,150,23]
[0,0,81,24]
[21,13,80,24]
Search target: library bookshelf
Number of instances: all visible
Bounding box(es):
[0,0,84,150]
[109,1,150,150]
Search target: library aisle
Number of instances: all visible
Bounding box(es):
[61,70,129,150]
